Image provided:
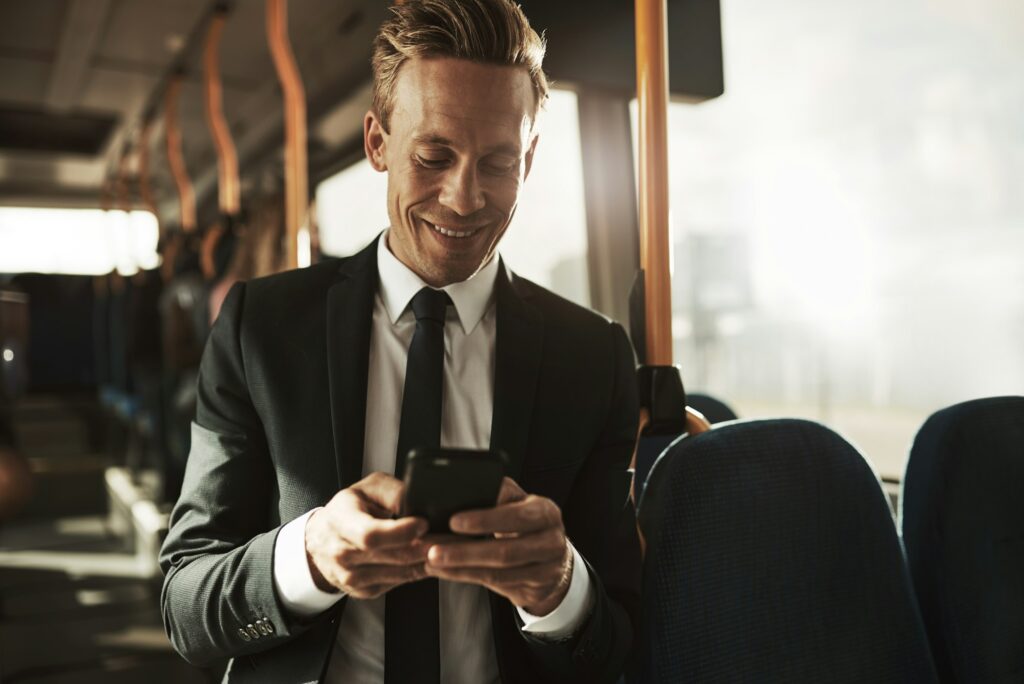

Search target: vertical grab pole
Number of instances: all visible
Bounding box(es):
[116,145,132,214]
[631,0,710,515]
[635,0,673,367]
[165,74,197,234]
[115,145,132,274]
[138,122,159,219]
[266,0,306,271]
[203,7,242,288]
[204,8,240,217]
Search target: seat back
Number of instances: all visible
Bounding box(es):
[900,396,1024,682]
[634,393,738,501]
[686,392,738,425]
[635,419,936,683]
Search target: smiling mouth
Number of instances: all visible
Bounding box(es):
[424,220,484,240]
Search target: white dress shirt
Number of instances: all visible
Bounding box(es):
[272,232,594,683]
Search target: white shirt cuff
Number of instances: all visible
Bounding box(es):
[517,543,595,638]
[272,508,345,617]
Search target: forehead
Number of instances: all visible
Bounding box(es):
[390,57,535,148]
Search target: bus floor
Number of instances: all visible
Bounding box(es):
[0,393,222,683]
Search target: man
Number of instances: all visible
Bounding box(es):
[160,1,641,682]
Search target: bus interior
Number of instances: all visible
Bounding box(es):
[0,0,1021,682]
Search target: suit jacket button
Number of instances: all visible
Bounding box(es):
[261,617,275,633]
[246,624,260,639]
[257,621,270,635]
[238,628,252,642]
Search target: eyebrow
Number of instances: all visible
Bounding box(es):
[413,134,521,157]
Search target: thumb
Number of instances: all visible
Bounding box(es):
[353,472,406,516]
[496,476,527,505]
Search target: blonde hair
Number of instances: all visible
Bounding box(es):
[372,0,549,132]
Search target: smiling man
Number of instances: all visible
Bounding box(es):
[159,2,641,683]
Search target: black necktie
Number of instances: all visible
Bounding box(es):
[385,287,450,684]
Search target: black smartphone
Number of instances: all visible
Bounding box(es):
[401,447,507,533]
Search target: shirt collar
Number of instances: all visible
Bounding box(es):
[376,229,499,335]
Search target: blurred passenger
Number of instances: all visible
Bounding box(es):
[0,285,32,520]
[206,193,292,324]
[158,232,207,502]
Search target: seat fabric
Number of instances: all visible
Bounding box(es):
[901,396,1024,683]
[636,418,937,684]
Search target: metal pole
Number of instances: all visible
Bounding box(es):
[204,9,240,217]
[138,123,158,219]
[165,75,197,233]
[266,0,306,270]
[635,0,673,366]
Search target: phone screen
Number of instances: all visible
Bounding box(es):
[402,448,506,533]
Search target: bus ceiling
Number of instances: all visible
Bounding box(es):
[0,0,722,237]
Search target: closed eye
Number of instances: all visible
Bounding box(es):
[482,157,518,175]
[414,154,449,169]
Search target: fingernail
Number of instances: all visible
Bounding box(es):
[449,515,464,532]
[428,545,444,564]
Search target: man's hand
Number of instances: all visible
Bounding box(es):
[305,472,430,599]
[424,477,573,616]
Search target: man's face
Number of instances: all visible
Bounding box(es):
[364,57,539,287]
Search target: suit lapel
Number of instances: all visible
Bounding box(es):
[326,238,379,489]
[489,263,544,484]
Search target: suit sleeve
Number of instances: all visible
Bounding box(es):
[159,282,320,666]
[519,321,643,683]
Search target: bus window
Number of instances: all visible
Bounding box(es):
[315,159,389,257]
[633,0,1024,480]
[0,208,159,276]
[316,89,590,307]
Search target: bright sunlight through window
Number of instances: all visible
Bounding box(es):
[0,208,160,276]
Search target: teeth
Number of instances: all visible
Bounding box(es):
[431,223,480,239]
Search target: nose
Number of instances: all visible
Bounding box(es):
[437,161,486,216]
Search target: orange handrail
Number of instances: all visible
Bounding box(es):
[630,0,710,519]
[116,146,132,213]
[204,10,240,216]
[635,0,673,367]
[138,122,159,219]
[165,74,197,233]
[634,0,710,436]
[266,0,306,270]
[100,178,113,213]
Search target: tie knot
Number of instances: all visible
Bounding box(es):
[410,287,451,323]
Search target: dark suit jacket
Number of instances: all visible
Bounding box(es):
[159,237,642,683]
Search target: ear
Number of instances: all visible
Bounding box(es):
[523,133,540,182]
[364,110,388,172]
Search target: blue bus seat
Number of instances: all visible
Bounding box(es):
[634,418,937,683]
[900,396,1024,683]
[633,393,738,502]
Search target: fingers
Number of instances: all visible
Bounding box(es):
[450,494,562,536]
[426,528,564,569]
[307,531,429,596]
[424,560,562,588]
[350,471,406,516]
[319,486,428,550]
[424,542,574,615]
[304,473,436,596]
[495,476,527,505]
[338,540,431,567]
[340,563,428,596]
[326,499,427,550]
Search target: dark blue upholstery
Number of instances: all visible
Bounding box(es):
[900,396,1024,683]
[634,433,679,503]
[634,393,739,501]
[635,419,936,683]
